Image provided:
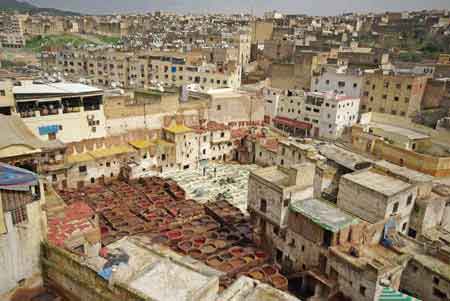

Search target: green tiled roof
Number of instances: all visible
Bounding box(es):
[289,198,359,233]
[379,287,421,301]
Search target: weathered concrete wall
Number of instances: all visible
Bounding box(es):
[400,258,450,301]
[328,253,380,301]
[248,174,284,226]
[337,176,416,225]
[0,201,44,296]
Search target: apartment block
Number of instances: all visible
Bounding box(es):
[360,70,428,118]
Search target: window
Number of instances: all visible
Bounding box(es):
[433,276,440,285]
[392,202,399,213]
[404,97,409,103]
[11,205,28,225]
[106,162,111,167]
[396,83,401,89]
[325,80,330,85]
[382,94,387,99]
[0,90,5,96]
[273,226,280,235]
[402,222,408,232]
[408,228,417,238]
[407,194,413,206]
[79,166,87,173]
[338,81,345,87]
[260,199,267,212]
[353,83,358,88]
[384,81,389,88]
[407,84,412,90]
[394,96,399,101]
[217,105,221,111]
[90,177,95,184]
[363,91,369,97]
[52,174,57,182]
[220,132,225,138]
[360,286,366,296]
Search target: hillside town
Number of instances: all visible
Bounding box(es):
[1,3,450,301]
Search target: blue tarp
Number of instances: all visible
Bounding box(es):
[38,124,60,136]
[0,162,38,191]
[98,267,113,280]
[171,66,177,73]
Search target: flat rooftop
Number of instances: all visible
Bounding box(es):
[13,82,103,95]
[318,144,372,171]
[370,122,429,140]
[290,198,359,233]
[398,235,450,281]
[220,276,300,301]
[103,237,218,301]
[331,243,408,273]
[252,166,292,188]
[374,160,433,183]
[342,169,411,197]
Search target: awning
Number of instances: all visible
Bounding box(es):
[273,116,312,130]
[0,162,38,191]
[378,287,421,301]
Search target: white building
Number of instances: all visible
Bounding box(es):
[12,81,107,143]
[311,65,363,98]
[262,87,282,124]
[274,91,360,139]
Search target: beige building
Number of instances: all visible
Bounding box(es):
[338,168,416,233]
[360,70,428,118]
[247,163,315,258]
[56,48,241,91]
[352,112,450,177]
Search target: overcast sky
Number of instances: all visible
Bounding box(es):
[30,0,450,16]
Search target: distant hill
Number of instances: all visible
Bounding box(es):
[0,0,80,16]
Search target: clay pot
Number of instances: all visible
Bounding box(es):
[188,249,203,259]
[270,274,288,289]
[262,265,277,276]
[248,268,265,280]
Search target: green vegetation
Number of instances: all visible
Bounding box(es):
[0,0,80,16]
[398,51,422,62]
[95,35,122,45]
[0,59,26,68]
[25,34,96,52]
